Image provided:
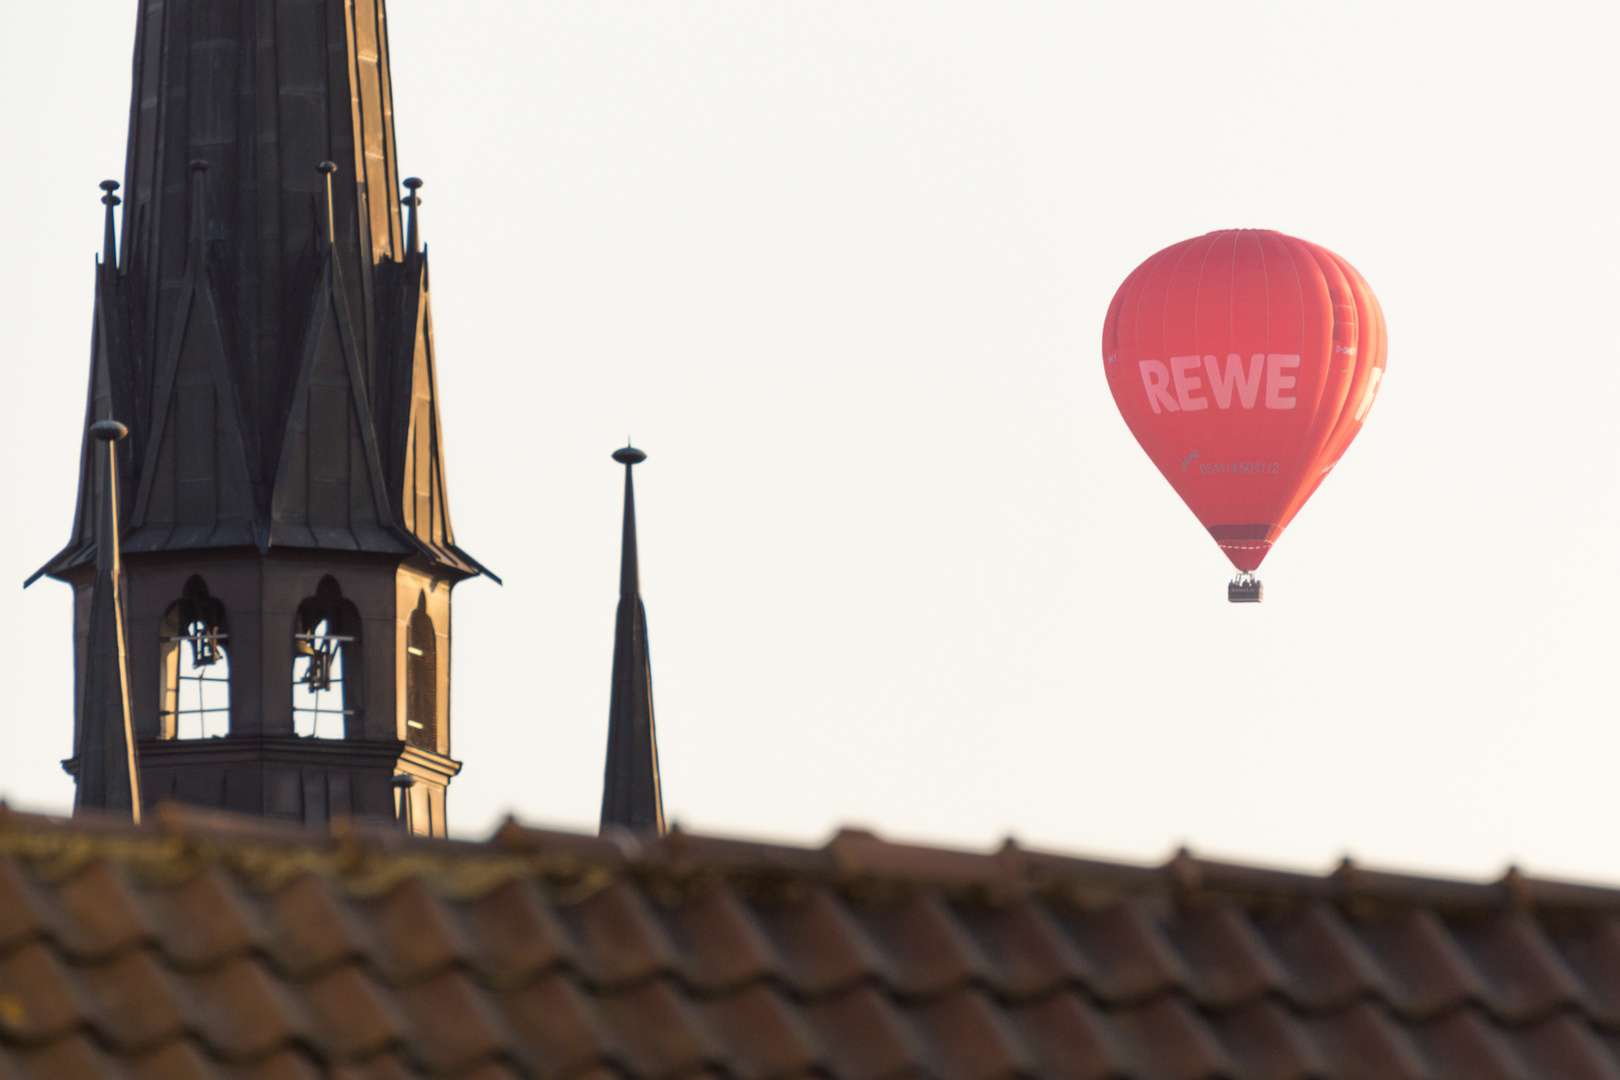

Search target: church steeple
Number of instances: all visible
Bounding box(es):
[36,0,486,835]
[601,445,665,834]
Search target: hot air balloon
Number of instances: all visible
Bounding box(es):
[1102,230,1386,602]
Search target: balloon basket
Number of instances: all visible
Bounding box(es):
[1228,573,1263,603]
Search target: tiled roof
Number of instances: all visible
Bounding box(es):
[4,808,1620,1080]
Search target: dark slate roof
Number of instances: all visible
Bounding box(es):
[4,806,1620,1080]
[36,0,490,584]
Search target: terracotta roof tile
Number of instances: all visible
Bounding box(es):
[221,1049,325,1080]
[592,980,720,1080]
[1353,910,1488,1019]
[653,886,779,995]
[1205,998,1327,1080]
[125,1041,220,1080]
[6,1033,129,1080]
[1509,1012,1620,1080]
[1254,903,1387,1012]
[180,958,313,1062]
[46,861,153,964]
[365,879,476,986]
[148,868,269,971]
[1003,991,1131,1080]
[14,810,1620,1080]
[1406,1006,1532,1080]
[328,1052,417,1080]
[297,963,408,1062]
[1165,904,1290,1009]
[391,970,514,1075]
[1047,900,1191,1005]
[457,879,575,990]
[1464,912,1590,1022]
[751,888,885,998]
[495,972,617,1079]
[0,942,95,1046]
[1554,919,1620,1025]
[1302,1001,1429,1080]
[257,876,372,981]
[555,883,679,991]
[849,893,991,1000]
[800,984,925,1080]
[0,861,49,957]
[444,1064,526,1080]
[952,897,1091,1001]
[1107,995,1236,1080]
[77,950,188,1053]
[696,983,821,1080]
[904,987,1035,1080]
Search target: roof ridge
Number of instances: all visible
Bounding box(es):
[6,806,1620,917]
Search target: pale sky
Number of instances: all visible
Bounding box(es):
[2,2,1617,883]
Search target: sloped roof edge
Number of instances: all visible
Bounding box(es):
[9,804,1620,1080]
[2,803,1609,916]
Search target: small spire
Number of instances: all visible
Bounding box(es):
[317,160,338,248]
[403,177,422,255]
[99,181,120,270]
[600,443,664,835]
[75,419,141,822]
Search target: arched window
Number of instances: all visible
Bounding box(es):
[293,577,362,739]
[160,577,230,739]
[406,593,437,751]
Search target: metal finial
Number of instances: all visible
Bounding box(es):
[403,177,422,254]
[90,420,129,442]
[317,160,338,175]
[99,181,121,269]
[612,445,646,466]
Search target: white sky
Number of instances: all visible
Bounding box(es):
[2,2,1617,883]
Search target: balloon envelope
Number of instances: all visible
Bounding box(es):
[1102,229,1386,572]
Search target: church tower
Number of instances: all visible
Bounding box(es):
[33,0,491,835]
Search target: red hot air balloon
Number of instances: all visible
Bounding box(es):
[1102,230,1386,601]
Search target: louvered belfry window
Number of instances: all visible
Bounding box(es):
[406,598,437,751]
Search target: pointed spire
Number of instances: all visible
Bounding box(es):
[403,177,422,255]
[38,3,490,584]
[73,420,141,822]
[600,444,664,835]
[99,181,120,270]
